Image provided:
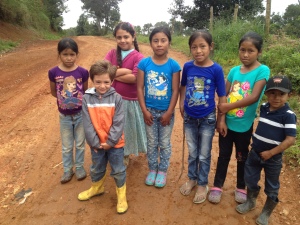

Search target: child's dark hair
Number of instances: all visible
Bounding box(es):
[149,26,172,43]
[89,60,117,82]
[188,30,213,49]
[113,22,139,67]
[239,31,263,52]
[57,37,79,54]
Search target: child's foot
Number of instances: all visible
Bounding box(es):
[208,187,223,204]
[193,185,208,204]
[154,171,167,188]
[145,170,157,186]
[60,170,74,184]
[179,180,197,196]
[75,167,87,181]
[235,188,247,203]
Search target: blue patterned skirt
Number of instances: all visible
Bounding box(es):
[123,100,147,156]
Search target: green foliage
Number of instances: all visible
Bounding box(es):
[284,97,300,167]
[212,19,265,75]
[81,0,121,34]
[0,39,18,53]
[170,0,265,29]
[283,4,300,37]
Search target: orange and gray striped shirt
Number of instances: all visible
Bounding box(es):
[82,87,125,149]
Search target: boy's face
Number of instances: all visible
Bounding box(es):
[265,89,289,111]
[92,73,112,95]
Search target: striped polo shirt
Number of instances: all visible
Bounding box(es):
[251,102,297,154]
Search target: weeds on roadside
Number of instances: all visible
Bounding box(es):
[0,39,18,53]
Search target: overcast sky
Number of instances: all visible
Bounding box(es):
[62,0,299,29]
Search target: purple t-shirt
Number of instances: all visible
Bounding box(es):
[48,66,89,115]
[105,49,144,100]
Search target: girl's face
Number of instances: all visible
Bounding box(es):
[190,37,213,66]
[239,40,261,67]
[93,73,112,95]
[115,29,135,51]
[59,48,77,68]
[67,82,76,91]
[150,32,170,57]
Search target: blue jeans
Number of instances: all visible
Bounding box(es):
[145,108,174,172]
[59,112,85,172]
[184,111,216,186]
[90,147,126,187]
[244,149,282,201]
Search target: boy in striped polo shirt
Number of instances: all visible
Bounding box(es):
[236,75,297,225]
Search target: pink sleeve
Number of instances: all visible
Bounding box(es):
[104,49,117,66]
[132,53,144,76]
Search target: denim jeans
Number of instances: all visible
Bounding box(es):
[213,126,252,189]
[90,147,126,187]
[244,149,282,201]
[184,111,216,186]
[59,112,85,172]
[145,108,174,172]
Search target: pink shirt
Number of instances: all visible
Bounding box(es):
[105,49,144,100]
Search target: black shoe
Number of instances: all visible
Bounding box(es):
[60,170,74,184]
[75,167,87,181]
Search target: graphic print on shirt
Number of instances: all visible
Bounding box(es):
[146,70,168,99]
[227,80,251,117]
[55,75,83,110]
[186,77,209,107]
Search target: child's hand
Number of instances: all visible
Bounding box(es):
[218,103,231,114]
[143,110,153,126]
[160,112,172,126]
[100,143,112,150]
[259,151,273,161]
[216,121,227,137]
[179,104,184,118]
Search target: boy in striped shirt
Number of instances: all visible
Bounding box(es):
[236,75,297,225]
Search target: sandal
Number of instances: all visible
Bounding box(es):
[154,171,167,188]
[193,185,209,204]
[208,187,223,204]
[179,180,197,196]
[145,170,157,186]
[235,189,247,203]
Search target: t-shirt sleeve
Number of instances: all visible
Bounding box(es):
[285,110,297,137]
[180,63,188,86]
[257,65,270,82]
[172,59,181,73]
[215,65,226,97]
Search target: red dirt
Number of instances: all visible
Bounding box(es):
[0,22,299,225]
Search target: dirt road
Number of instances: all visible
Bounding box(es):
[0,30,299,225]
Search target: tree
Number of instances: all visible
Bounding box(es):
[169,0,265,29]
[81,0,122,34]
[142,23,153,35]
[283,3,300,37]
[43,0,67,31]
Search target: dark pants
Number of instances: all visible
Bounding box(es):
[245,149,282,201]
[213,125,253,189]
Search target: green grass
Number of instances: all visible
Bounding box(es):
[0,39,19,53]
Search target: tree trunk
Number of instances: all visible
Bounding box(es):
[209,6,213,32]
[265,0,271,37]
[233,4,239,22]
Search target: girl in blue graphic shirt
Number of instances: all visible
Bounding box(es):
[137,27,180,188]
[179,30,226,204]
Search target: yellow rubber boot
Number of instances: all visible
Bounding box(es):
[116,183,128,214]
[78,174,106,201]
